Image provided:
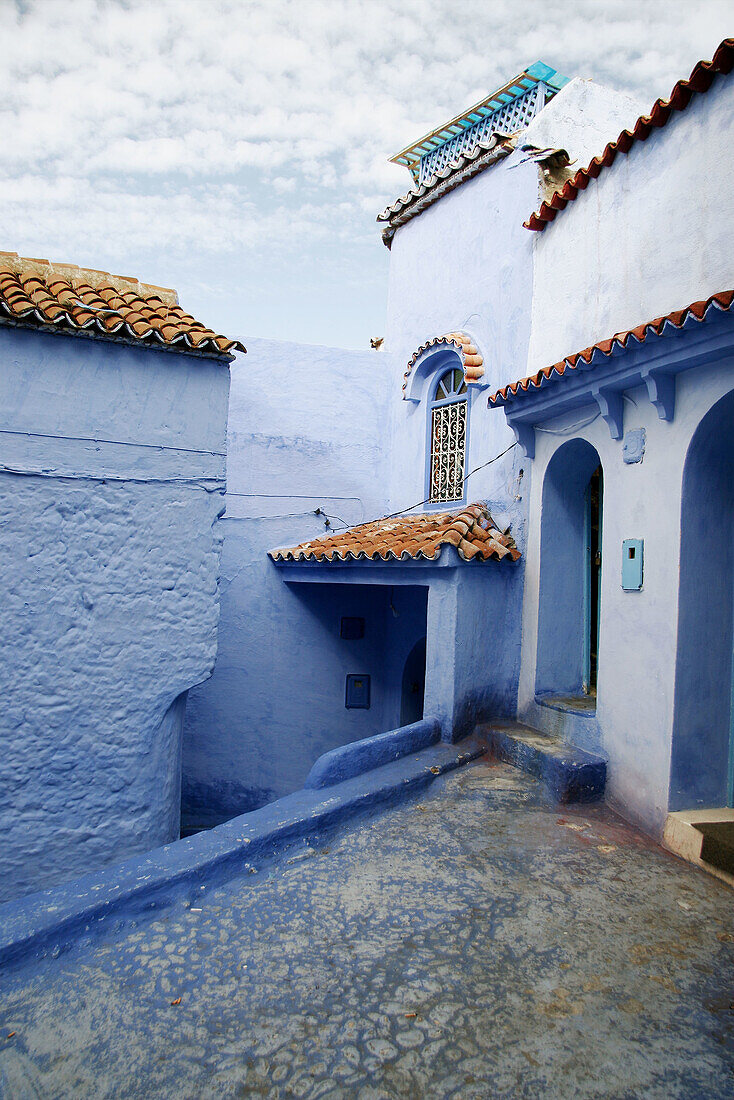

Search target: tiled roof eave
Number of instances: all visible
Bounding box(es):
[0,253,245,359]
[488,289,734,424]
[403,331,485,393]
[524,37,734,233]
[378,136,515,248]
[270,547,448,565]
[0,304,240,361]
[269,502,521,566]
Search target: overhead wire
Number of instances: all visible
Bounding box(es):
[327,440,519,532]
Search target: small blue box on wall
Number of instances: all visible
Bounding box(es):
[622,539,644,590]
[345,674,371,709]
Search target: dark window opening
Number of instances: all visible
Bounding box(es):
[585,466,603,695]
[340,616,365,640]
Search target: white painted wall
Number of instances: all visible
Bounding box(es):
[382,78,643,526]
[516,356,734,834]
[382,153,537,533]
[527,72,734,372]
[522,78,643,168]
[0,328,230,902]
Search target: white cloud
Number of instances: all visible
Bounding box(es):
[0,0,731,344]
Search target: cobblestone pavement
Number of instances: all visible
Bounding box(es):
[1,760,733,1099]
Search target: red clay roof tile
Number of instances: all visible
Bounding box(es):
[403,331,484,393]
[0,252,245,359]
[269,502,520,564]
[525,38,734,232]
[488,288,734,406]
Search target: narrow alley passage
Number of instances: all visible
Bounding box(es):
[1,761,732,1099]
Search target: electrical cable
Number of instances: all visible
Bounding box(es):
[535,411,601,436]
[328,440,519,532]
[222,509,326,522]
[0,426,226,458]
[0,462,225,491]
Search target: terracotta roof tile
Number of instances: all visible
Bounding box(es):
[0,252,245,359]
[269,502,520,564]
[525,38,734,232]
[403,331,484,393]
[377,134,516,247]
[488,288,734,406]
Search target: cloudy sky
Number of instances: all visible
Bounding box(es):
[1,0,731,348]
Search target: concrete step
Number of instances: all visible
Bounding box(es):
[663,808,734,888]
[477,721,606,804]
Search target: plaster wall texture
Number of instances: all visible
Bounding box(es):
[422,563,523,742]
[515,356,734,834]
[527,72,734,373]
[182,338,420,828]
[381,76,639,527]
[382,161,536,563]
[522,78,643,169]
[0,327,230,903]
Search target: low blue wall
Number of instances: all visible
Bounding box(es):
[305,717,440,788]
[0,735,483,971]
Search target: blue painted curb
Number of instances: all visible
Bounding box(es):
[304,717,441,789]
[479,721,606,803]
[0,737,484,971]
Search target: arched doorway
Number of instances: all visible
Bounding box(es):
[671,390,734,810]
[401,637,426,726]
[536,438,603,701]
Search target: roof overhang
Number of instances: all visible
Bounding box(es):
[270,553,462,585]
[389,61,569,177]
[489,296,734,459]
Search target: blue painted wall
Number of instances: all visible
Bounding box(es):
[184,153,539,826]
[0,326,230,902]
[517,357,734,834]
[182,338,415,828]
[671,389,734,810]
[536,438,601,696]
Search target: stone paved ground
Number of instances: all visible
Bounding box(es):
[1,759,733,1099]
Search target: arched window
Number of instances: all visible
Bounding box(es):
[429,367,467,503]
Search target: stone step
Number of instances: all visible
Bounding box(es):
[476,721,606,804]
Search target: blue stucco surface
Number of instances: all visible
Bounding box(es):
[0,326,231,903]
[0,735,484,970]
[304,717,440,788]
[484,721,607,803]
[183,152,534,832]
[671,389,734,810]
[182,338,406,827]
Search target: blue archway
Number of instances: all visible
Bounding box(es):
[671,388,734,810]
[536,437,603,699]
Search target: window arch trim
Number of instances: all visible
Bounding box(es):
[403,332,486,403]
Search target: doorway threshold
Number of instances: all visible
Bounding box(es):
[535,691,596,716]
[663,808,734,889]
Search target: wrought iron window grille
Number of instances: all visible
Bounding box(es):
[429,368,468,504]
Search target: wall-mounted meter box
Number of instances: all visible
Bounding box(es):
[622,539,644,590]
[345,674,371,709]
